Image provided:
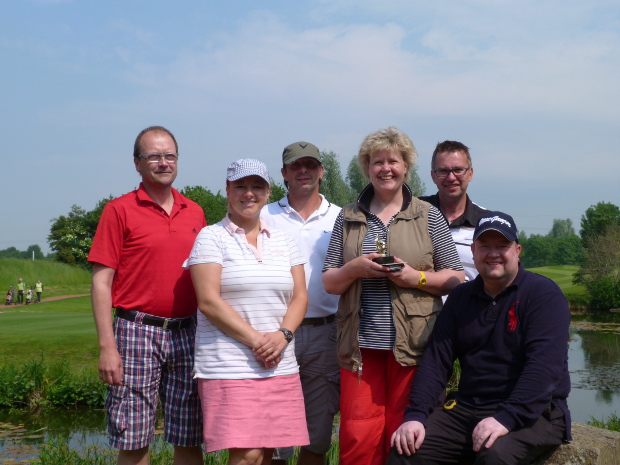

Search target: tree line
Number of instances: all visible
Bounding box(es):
[5,151,619,312]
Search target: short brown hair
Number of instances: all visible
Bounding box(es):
[133,126,178,158]
[431,141,471,169]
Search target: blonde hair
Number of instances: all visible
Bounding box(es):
[358,126,417,181]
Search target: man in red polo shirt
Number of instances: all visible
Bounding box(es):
[89,126,206,465]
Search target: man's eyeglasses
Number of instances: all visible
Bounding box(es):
[136,153,179,164]
[433,167,470,178]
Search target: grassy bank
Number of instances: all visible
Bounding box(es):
[32,438,338,465]
[1,258,91,298]
[0,296,98,369]
[527,265,589,308]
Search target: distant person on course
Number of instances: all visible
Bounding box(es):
[16,278,25,304]
[88,126,206,465]
[387,211,571,465]
[35,280,43,303]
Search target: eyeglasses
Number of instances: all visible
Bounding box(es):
[136,153,179,164]
[433,167,470,178]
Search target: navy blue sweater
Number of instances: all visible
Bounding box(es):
[404,264,572,440]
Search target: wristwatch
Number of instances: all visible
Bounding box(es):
[417,271,427,289]
[278,327,294,343]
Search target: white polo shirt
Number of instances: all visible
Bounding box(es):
[186,215,306,379]
[262,194,341,318]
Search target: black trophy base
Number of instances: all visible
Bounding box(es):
[373,256,404,271]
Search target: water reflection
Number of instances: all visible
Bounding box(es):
[1,317,619,460]
[568,324,620,423]
[0,408,108,461]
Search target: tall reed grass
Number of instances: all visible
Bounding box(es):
[0,358,104,410]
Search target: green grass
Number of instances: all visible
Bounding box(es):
[0,296,98,369]
[526,265,585,294]
[588,412,620,432]
[1,258,91,298]
[526,265,589,307]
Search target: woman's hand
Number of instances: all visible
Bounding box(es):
[385,258,465,295]
[349,253,394,279]
[386,257,422,289]
[252,331,288,364]
[323,253,392,295]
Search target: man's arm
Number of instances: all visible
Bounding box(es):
[91,264,123,386]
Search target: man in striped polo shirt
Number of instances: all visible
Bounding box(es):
[263,142,341,465]
[420,141,487,284]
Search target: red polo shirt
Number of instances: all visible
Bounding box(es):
[88,184,206,318]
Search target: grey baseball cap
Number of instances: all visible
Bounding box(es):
[282,142,321,165]
[226,158,270,184]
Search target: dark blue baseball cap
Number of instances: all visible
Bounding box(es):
[473,211,519,242]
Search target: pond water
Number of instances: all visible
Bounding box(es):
[1,316,619,461]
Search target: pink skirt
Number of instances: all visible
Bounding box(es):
[198,373,309,453]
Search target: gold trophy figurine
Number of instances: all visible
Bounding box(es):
[372,235,403,270]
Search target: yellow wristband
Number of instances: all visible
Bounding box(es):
[417,271,427,288]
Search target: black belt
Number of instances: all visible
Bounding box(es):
[301,314,336,326]
[115,308,193,330]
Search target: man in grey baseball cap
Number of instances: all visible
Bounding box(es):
[263,141,341,465]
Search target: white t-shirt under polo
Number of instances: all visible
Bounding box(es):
[262,194,341,318]
[186,215,306,380]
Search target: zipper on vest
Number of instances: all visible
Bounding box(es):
[357,362,363,385]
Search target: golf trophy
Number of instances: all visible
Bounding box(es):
[372,235,404,270]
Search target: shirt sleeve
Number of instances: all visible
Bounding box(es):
[87,201,123,270]
[427,206,463,272]
[322,210,345,271]
[185,226,224,267]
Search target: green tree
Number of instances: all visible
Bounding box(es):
[269,178,287,204]
[181,185,228,225]
[26,244,45,260]
[48,205,93,269]
[574,224,620,311]
[0,247,22,259]
[346,157,367,196]
[547,218,576,238]
[320,151,355,206]
[47,196,115,269]
[407,163,426,197]
[580,202,620,247]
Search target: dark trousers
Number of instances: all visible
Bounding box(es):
[386,402,565,465]
[17,290,24,303]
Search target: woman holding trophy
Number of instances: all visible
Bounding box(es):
[322,127,464,465]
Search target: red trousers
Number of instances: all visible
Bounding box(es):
[339,348,418,465]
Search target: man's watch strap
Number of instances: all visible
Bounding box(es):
[278,327,294,343]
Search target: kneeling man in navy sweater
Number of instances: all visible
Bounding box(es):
[387,211,571,465]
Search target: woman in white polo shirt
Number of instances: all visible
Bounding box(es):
[186,159,309,464]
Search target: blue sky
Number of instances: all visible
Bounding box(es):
[1,0,619,254]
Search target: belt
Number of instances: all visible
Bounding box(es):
[115,308,193,330]
[301,314,336,326]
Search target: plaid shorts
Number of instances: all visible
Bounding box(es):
[106,312,202,450]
